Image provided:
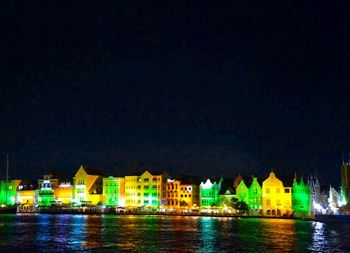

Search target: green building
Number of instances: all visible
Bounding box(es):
[248,177,262,214]
[236,180,249,205]
[103,176,125,206]
[37,173,59,207]
[200,178,223,207]
[292,176,312,217]
[0,180,20,206]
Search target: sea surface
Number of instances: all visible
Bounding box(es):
[1,214,350,252]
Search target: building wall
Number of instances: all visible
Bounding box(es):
[0,180,21,206]
[262,172,292,216]
[236,180,249,205]
[55,182,72,205]
[200,179,221,207]
[248,178,262,213]
[72,166,102,205]
[292,178,312,217]
[125,175,141,206]
[166,180,180,207]
[103,176,125,206]
[38,175,59,207]
[179,184,198,207]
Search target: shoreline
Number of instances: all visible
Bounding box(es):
[15,209,315,221]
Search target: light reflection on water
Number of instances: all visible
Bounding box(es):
[1,214,350,252]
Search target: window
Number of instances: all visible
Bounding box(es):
[144,178,149,182]
[266,199,270,205]
[266,188,270,193]
[284,188,290,193]
[276,188,280,193]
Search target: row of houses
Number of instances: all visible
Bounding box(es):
[0,166,344,216]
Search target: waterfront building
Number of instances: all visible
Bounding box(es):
[262,171,292,216]
[37,172,59,207]
[125,174,141,206]
[328,186,339,214]
[166,179,180,207]
[200,177,223,207]
[55,180,72,205]
[292,176,312,217]
[72,165,103,206]
[179,183,199,207]
[16,181,38,212]
[341,162,350,205]
[102,176,125,206]
[219,188,235,207]
[236,179,249,205]
[125,170,167,207]
[0,179,21,206]
[248,177,262,214]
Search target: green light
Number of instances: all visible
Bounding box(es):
[292,177,312,217]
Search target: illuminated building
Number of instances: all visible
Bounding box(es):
[38,172,59,207]
[166,175,200,208]
[308,175,328,214]
[262,171,292,216]
[218,188,235,208]
[125,170,167,207]
[248,177,262,214]
[166,179,181,207]
[328,186,339,214]
[125,174,141,206]
[0,179,21,206]
[236,180,249,205]
[102,176,125,206]
[16,181,38,212]
[72,165,103,206]
[292,176,312,217]
[341,162,350,205]
[200,177,223,207]
[179,184,198,207]
[55,180,72,205]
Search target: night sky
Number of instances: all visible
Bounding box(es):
[1,2,350,186]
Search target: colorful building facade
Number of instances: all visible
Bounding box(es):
[37,173,59,207]
[55,181,72,205]
[292,177,312,217]
[200,178,222,207]
[125,170,167,207]
[236,180,249,205]
[166,179,181,207]
[0,180,21,206]
[248,177,262,214]
[262,171,292,216]
[72,166,103,206]
[102,176,125,206]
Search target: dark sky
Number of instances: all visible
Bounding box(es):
[1,2,350,186]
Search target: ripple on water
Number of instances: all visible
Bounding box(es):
[1,214,350,252]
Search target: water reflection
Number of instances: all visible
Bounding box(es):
[1,214,350,252]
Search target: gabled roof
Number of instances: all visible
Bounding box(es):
[82,167,104,176]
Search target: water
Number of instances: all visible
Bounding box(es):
[1,214,350,252]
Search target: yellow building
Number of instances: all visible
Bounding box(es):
[179,184,198,207]
[72,165,103,206]
[125,175,141,206]
[125,170,167,207]
[262,171,292,216]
